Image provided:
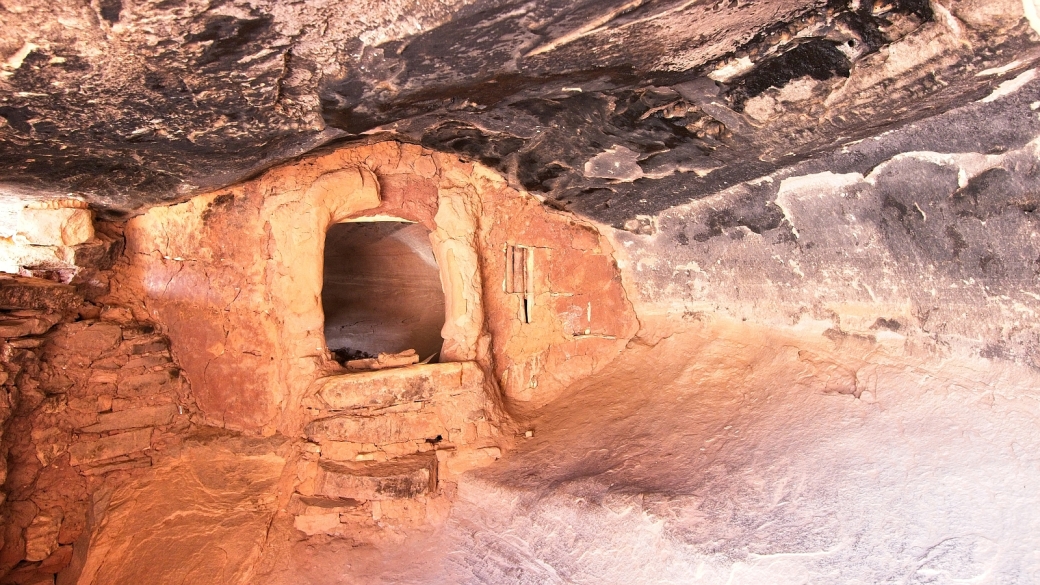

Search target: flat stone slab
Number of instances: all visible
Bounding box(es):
[306,411,445,445]
[79,404,178,433]
[316,453,438,501]
[316,361,484,410]
[69,428,152,467]
[0,275,80,312]
[293,513,341,536]
[117,371,176,398]
[0,317,49,337]
[289,494,363,516]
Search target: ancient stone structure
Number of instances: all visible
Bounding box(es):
[0,1,1039,583]
[0,141,639,583]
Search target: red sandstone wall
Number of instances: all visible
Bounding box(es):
[348,144,639,410]
[111,166,380,434]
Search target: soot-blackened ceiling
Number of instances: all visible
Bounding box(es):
[0,0,1038,224]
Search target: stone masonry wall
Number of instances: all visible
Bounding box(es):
[0,272,194,585]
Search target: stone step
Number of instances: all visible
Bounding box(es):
[288,494,363,515]
[314,361,484,411]
[306,410,446,445]
[304,361,489,445]
[315,453,437,501]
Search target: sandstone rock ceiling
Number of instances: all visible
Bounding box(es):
[0,0,1036,224]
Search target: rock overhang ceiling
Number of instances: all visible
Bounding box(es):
[0,0,1037,224]
[3,3,1040,582]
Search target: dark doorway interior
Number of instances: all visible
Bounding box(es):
[322,221,446,364]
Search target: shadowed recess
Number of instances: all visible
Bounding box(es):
[322,221,446,364]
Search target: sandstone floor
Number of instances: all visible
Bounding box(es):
[271,317,1040,584]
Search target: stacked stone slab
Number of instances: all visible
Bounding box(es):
[47,317,190,475]
[0,276,81,509]
[0,202,104,281]
[292,362,501,536]
[0,275,194,583]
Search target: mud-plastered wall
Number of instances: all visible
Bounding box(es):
[108,141,637,434]
[477,192,638,410]
[110,160,380,434]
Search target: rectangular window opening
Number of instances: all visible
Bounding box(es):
[505,245,533,324]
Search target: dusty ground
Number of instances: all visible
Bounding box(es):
[268,315,1040,584]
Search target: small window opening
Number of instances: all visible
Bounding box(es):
[505,244,533,324]
[323,221,446,365]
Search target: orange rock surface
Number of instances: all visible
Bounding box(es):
[108,141,637,433]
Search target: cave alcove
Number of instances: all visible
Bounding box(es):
[322,220,446,364]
